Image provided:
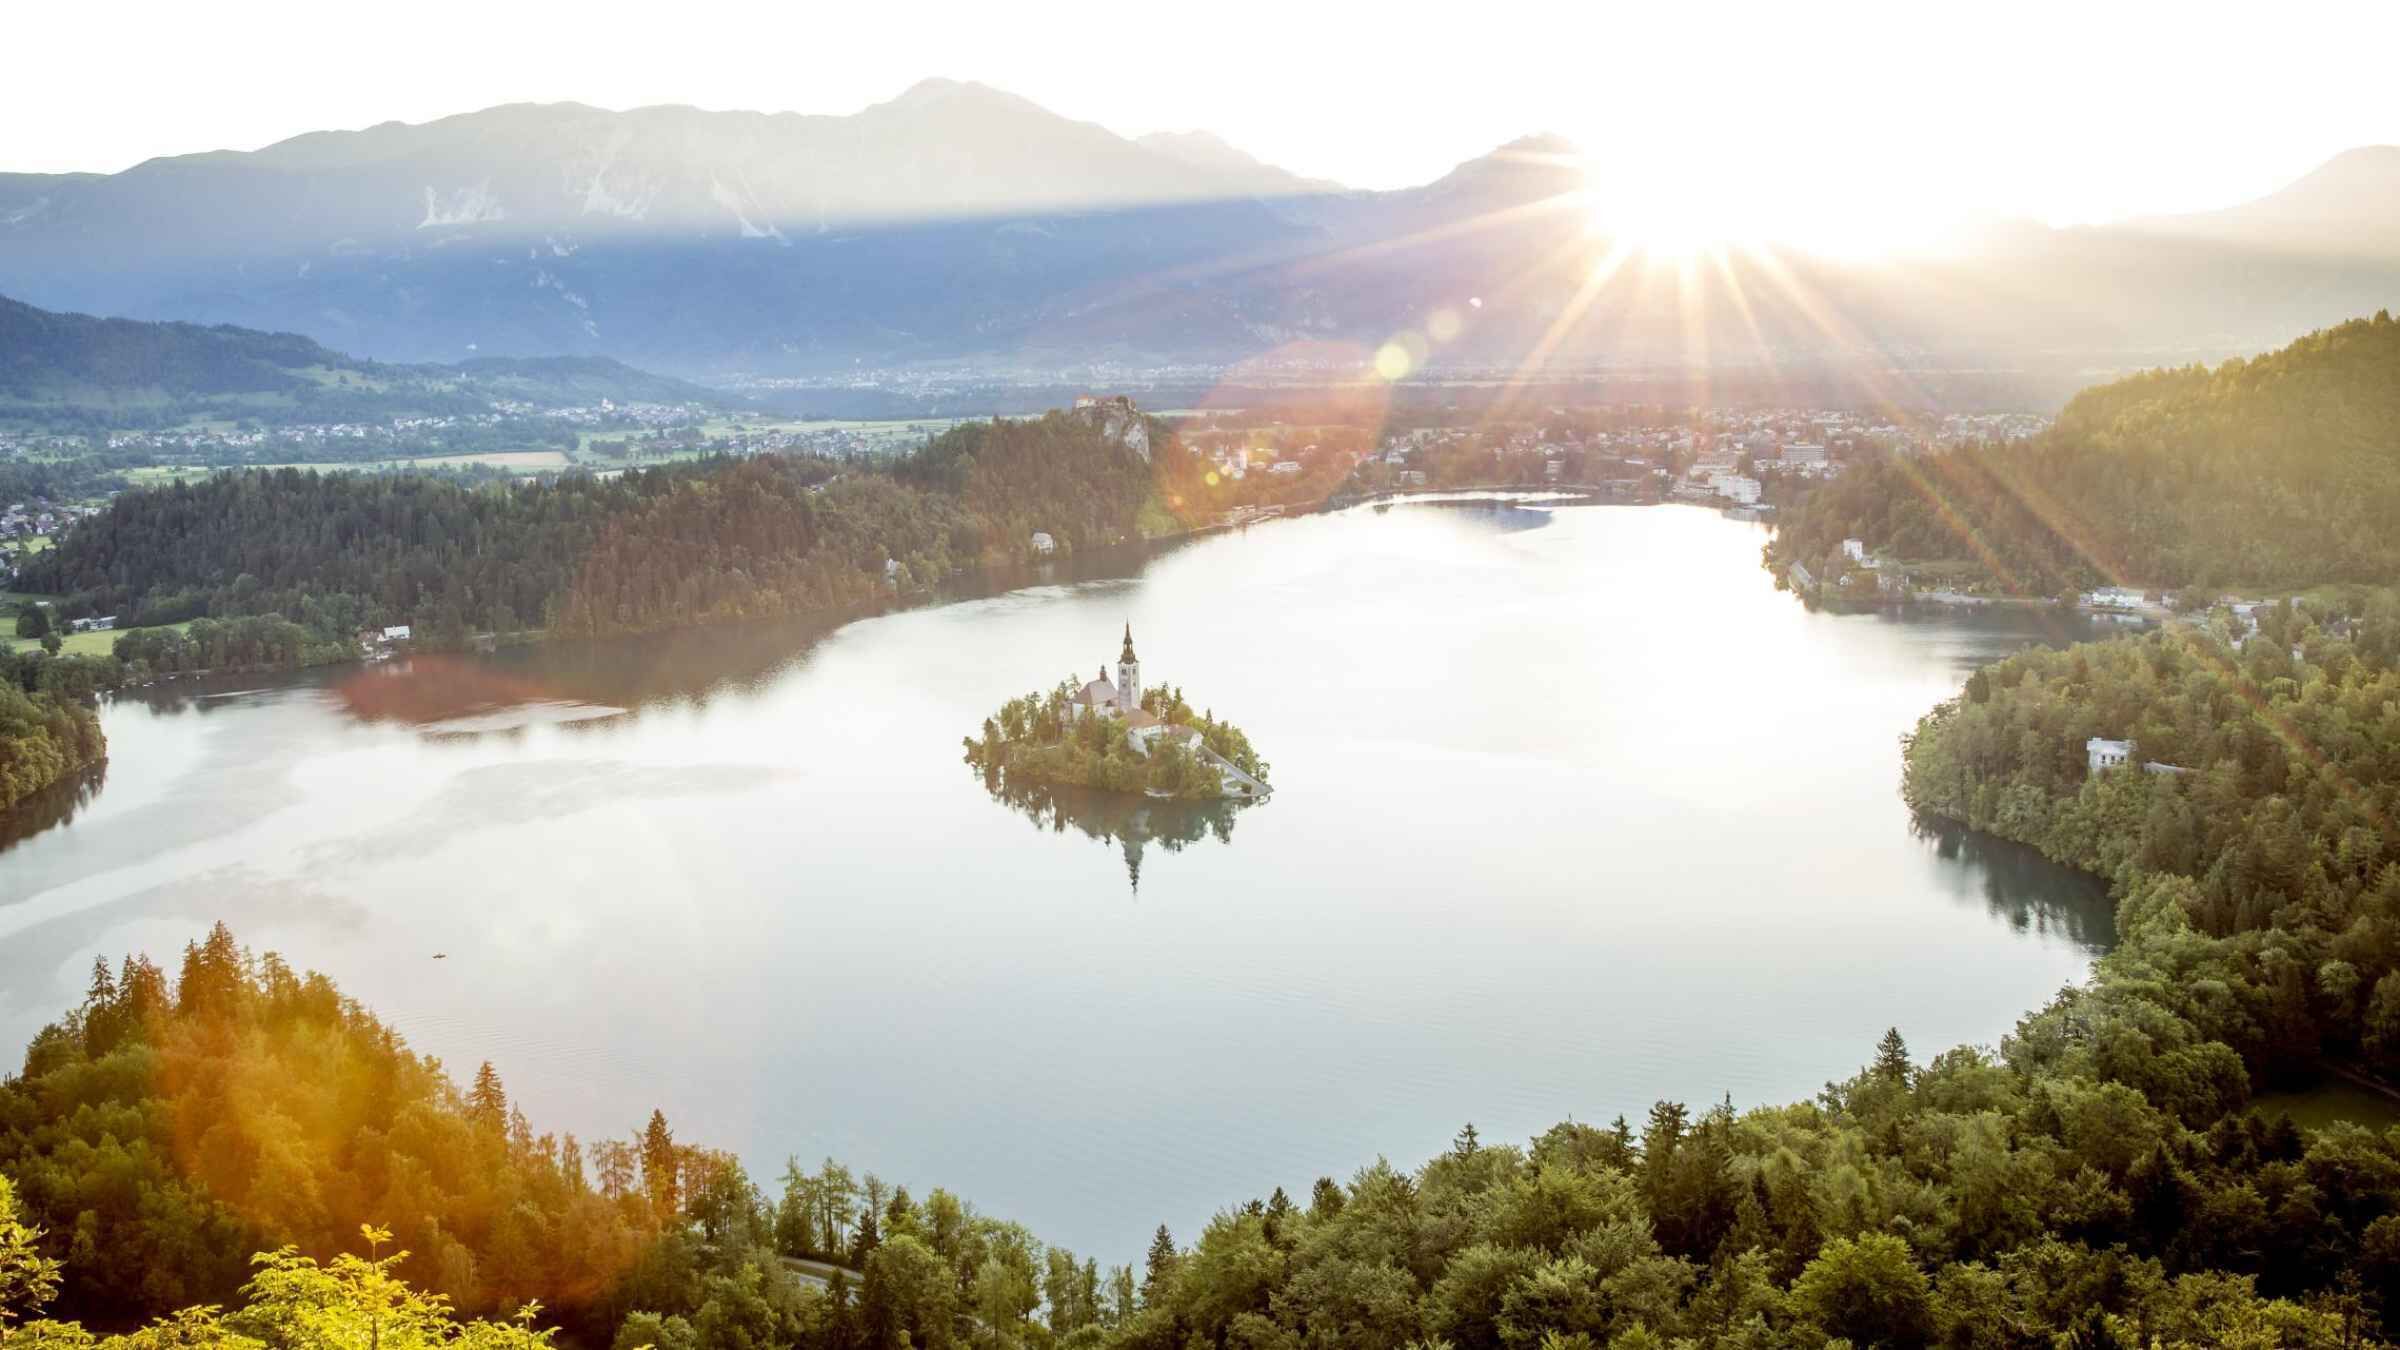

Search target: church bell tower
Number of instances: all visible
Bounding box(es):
[1117,623,1141,712]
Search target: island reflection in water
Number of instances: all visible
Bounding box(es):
[971,767,1250,893]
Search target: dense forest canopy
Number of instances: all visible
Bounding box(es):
[14,410,1172,662]
[1901,594,2400,1076]
[1774,312,2400,593]
[10,899,2400,1348]
[0,656,103,814]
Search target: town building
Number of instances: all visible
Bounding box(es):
[2087,737,2133,774]
[2083,586,2147,610]
[1712,474,1762,505]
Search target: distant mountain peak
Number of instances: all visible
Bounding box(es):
[2137,144,2400,259]
[1421,132,1588,201]
[1494,132,1583,158]
[878,77,1031,114]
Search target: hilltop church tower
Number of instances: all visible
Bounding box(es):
[1117,623,1142,712]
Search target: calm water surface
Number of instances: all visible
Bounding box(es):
[0,501,2115,1260]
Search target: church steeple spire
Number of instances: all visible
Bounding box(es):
[1116,624,1142,713]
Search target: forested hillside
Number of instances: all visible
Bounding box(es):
[15,411,1164,655]
[0,293,722,428]
[557,414,1165,637]
[1773,312,2400,592]
[1902,595,2400,1073]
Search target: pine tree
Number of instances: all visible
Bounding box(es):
[81,956,115,1009]
[468,1061,508,1133]
[641,1109,679,1223]
[1308,1177,1345,1221]
[826,1268,858,1350]
[1872,1027,1913,1084]
[1142,1224,1177,1301]
[1263,1186,1294,1245]
[1452,1121,1481,1159]
[859,1251,898,1350]
[850,1203,881,1266]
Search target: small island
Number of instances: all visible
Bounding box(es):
[963,625,1272,800]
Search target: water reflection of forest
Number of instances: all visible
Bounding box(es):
[330,658,630,739]
[0,762,107,849]
[1911,814,2119,951]
[973,768,1249,892]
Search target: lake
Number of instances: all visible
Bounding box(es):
[0,498,2117,1264]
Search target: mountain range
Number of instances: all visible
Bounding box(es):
[3,80,2396,387]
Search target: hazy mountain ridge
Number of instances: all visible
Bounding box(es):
[2,88,2395,383]
[0,293,726,423]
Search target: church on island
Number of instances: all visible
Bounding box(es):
[1069,625,1269,796]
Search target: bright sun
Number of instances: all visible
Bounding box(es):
[1591,195,1725,261]
[1576,149,1922,261]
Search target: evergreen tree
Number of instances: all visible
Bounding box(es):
[1872,1027,1912,1084]
[1141,1224,1177,1302]
[850,1204,881,1267]
[1308,1177,1344,1221]
[469,1061,508,1134]
[1451,1121,1481,1159]
[1262,1186,1294,1246]
[640,1109,679,1223]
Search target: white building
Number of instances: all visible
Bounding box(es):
[1784,443,1829,468]
[2083,586,2146,610]
[2087,737,2133,775]
[1712,474,1762,505]
[1842,539,1867,563]
[1029,531,1056,556]
[381,625,412,642]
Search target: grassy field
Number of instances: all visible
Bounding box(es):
[2252,1081,2400,1134]
[6,626,120,657]
[3,619,196,658]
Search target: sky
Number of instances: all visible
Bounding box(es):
[6,0,2397,236]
